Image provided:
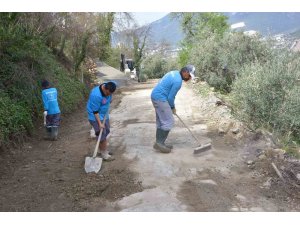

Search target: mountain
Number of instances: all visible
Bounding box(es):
[111,14,183,49]
[146,14,184,48]
[113,12,300,49]
[149,12,300,46]
[225,12,300,35]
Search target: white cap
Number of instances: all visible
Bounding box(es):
[186,64,195,80]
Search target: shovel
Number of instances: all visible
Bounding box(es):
[175,113,212,154]
[84,114,107,173]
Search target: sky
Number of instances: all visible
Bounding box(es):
[1,0,300,12]
[132,12,169,26]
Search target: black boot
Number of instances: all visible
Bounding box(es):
[153,128,171,153]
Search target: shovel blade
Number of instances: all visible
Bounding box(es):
[84,157,103,173]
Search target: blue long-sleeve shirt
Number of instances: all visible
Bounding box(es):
[42,87,60,115]
[151,71,182,109]
[86,85,111,121]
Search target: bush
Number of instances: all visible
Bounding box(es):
[142,54,179,79]
[139,71,148,82]
[0,92,33,148]
[188,32,272,93]
[231,51,300,139]
[105,47,121,69]
[0,27,87,149]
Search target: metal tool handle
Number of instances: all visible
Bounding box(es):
[175,113,200,143]
[92,113,107,158]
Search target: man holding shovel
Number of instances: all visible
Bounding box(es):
[151,65,195,153]
[41,79,61,141]
[86,81,116,161]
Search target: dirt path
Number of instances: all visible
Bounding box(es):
[109,79,299,212]
[0,64,299,212]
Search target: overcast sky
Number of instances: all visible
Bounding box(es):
[2,0,299,12]
[132,12,169,26]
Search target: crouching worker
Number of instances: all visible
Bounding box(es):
[41,79,61,141]
[86,81,116,161]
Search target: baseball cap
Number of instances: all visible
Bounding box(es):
[186,65,195,80]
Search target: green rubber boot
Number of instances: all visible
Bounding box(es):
[153,128,171,153]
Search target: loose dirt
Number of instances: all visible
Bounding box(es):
[0,64,299,212]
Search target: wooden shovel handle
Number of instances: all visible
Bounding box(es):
[92,113,108,158]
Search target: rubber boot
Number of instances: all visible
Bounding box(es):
[155,128,173,149]
[44,127,52,140]
[160,129,173,149]
[153,128,171,153]
[51,126,59,141]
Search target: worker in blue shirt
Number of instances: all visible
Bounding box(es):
[41,79,61,141]
[151,65,195,153]
[87,81,117,161]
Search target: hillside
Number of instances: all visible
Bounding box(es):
[146,14,184,48]
[113,12,300,48]
[225,12,300,35]
[111,14,183,49]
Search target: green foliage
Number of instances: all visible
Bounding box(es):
[106,47,121,69]
[179,12,197,38]
[177,12,271,93]
[0,12,121,149]
[133,36,141,67]
[142,53,179,79]
[138,70,148,82]
[176,11,300,148]
[0,47,86,149]
[188,32,272,93]
[0,92,33,147]
[38,51,87,114]
[177,12,242,92]
[177,12,229,42]
[178,42,191,67]
[74,32,90,73]
[195,13,229,39]
[132,27,149,82]
[231,51,300,139]
[97,13,115,61]
[0,14,87,149]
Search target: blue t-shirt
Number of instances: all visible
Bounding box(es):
[151,71,182,109]
[86,85,112,121]
[42,87,61,115]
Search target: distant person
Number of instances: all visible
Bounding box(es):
[41,79,61,141]
[151,65,195,153]
[86,81,117,161]
[120,53,125,72]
